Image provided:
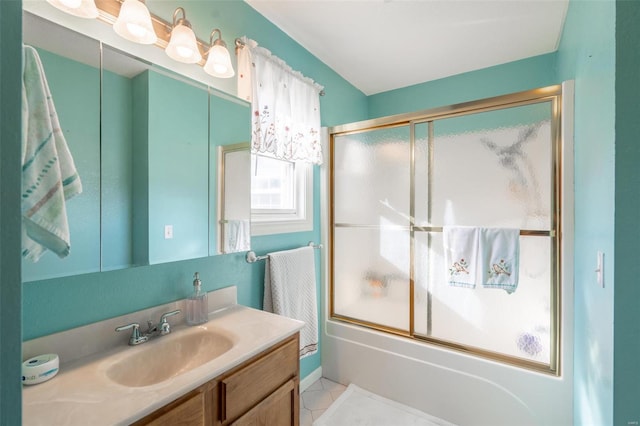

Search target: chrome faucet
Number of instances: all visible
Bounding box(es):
[115,309,181,346]
[158,309,181,335]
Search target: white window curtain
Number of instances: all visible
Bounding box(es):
[237,37,324,165]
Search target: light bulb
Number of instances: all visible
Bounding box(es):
[176,45,194,59]
[126,22,147,39]
[204,42,235,78]
[46,0,98,18]
[113,0,157,45]
[166,23,202,63]
[60,0,82,8]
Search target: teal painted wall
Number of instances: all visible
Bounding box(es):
[614,1,640,424]
[557,0,616,424]
[0,0,23,422]
[21,0,368,386]
[367,53,558,119]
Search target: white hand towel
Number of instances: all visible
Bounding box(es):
[263,246,318,358]
[443,226,479,289]
[21,45,82,262]
[480,228,520,294]
[223,220,251,253]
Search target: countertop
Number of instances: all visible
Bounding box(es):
[22,305,304,425]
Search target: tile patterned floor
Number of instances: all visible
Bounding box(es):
[300,377,347,426]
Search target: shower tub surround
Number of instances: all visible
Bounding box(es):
[22,286,304,425]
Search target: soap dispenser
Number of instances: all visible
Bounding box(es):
[186,272,208,325]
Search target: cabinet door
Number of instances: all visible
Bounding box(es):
[232,379,298,426]
[219,335,298,423]
[133,383,215,426]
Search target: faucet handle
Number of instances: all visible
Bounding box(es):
[115,322,149,346]
[159,310,181,335]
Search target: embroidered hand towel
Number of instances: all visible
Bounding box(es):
[263,246,318,358]
[22,45,82,262]
[443,226,480,289]
[480,228,520,294]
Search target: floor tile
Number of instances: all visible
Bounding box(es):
[330,388,345,401]
[311,409,326,421]
[320,378,346,394]
[302,389,334,410]
[300,407,313,426]
[305,379,324,392]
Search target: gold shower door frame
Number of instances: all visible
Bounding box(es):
[329,85,563,375]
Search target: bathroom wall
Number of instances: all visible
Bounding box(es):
[557,0,616,424]
[20,0,368,384]
[367,52,558,119]
[613,1,640,424]
[0,0,23,422]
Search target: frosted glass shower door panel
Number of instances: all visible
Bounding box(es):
[430,103,553,229]
[333,126,411,226]
[414,231,553,364]
[333,227,410,332]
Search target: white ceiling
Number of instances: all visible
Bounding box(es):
[246,0,569,95]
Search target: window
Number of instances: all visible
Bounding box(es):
[251,154,313,235]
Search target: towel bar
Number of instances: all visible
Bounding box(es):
[246,242,323,263]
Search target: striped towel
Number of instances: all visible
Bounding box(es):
[21,45,82,262]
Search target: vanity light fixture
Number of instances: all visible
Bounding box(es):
[204,29,235,78]
[46,0,99,19]
[113,0,157,45]
[165,7,202,64]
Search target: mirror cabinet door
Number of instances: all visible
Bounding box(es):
[22,13,101,282]
[210,95,251,255]
[145,71,210,264]
[101,46,138,271]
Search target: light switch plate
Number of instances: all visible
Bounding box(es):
[596,251,604,288]
[164,225,173,239]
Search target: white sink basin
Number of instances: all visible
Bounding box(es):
[106,327,234,387]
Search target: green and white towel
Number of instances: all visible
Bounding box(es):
[21,45,82,262]
[480,227,520,294]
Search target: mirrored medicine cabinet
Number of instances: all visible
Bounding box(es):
[22,11,252,283]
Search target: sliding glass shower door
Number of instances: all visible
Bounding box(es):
[332,125,411,333]
[330,86,562,374]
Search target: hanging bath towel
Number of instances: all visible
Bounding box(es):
[263,246,318,358]
[480,228,520,294]
[443,226,480,289]
[22,45,82,262]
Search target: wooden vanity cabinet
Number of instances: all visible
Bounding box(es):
[131,381,216,426]
[133,333,300,426]
[216,333,299,426]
